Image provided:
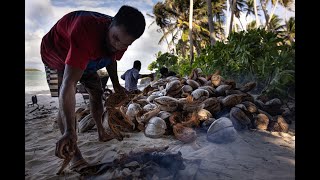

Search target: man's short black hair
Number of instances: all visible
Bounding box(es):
[159,67,168,75]
[168,71,176,76]
[133,60,141,69]
[112,5,146,39]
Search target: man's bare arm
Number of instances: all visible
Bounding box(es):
[106,61,120,86]
[139,74,153,79]
[106,61,127,93]
[59,64,84,134]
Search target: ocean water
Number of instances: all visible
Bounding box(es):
[25,71,127,93]
[25,71,50,93]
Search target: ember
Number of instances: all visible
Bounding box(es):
[78,146,185,179]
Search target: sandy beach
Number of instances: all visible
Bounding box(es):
[25,90,295,180]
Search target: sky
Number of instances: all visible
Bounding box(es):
[25,0,167,73]
[25,0,295,73]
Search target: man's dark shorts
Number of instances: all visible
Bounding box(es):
[44,64,103,97]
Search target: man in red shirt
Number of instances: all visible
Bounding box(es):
[40,5,145,172]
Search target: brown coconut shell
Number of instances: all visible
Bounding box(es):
[268,115,289,133]
[239,81,256,93]
[221,94,244,108]
[173,123,197,143]
[254,113,269,130]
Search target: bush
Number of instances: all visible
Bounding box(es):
[148,29,295,101]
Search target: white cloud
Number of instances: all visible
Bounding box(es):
[274,4,295,22]
[140,0,154,6]
[72,0,108,7]
[25,0,166,73]
[25,0,54,30]
[25,30,45,55]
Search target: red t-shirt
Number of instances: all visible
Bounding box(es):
[40,10,126,71]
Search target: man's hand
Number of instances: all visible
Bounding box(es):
[55,131,77,159]
[149,73,155,81]
[113,84,128,94]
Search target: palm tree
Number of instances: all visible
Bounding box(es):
[204,0,227,40]
[228,0,246,35]
[279,17,295,45]
[189,0,194,64]
[233,0,247,23]
[146,14,171,52]
[150,0,227,58]
[244,0,261,28]
[187,0,227,51]
[260,0,294,30]
[206,0,216,46]
[151,1,216,53]
[150,1,190,52]
[228,0,237,35]
[244,0,255,19]
[176,39,188,57]
[253,0,261,28]
[268,14,284,33]
[282,0,295,21]
[246,20,257,30]
[263,0,294,30]
[233,23,242,32]
[147,2,173,52]
[259,0,269,29]
[266,0,279,30]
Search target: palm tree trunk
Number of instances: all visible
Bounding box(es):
[194,39,201,56]
[162,29,170,52]
[253,0,260,28]
[237,17,245,31]
[266,0,279,30]
[189,0,194,65]
[170,31,177,55]
[218,16,225,41]
[173,45,177,55]
[226,0,230,38]
[182,45,186,58]
[260,0,269,30]
[285,9,287,21]
[229,0,237,36]
[206,0,216,46]
[234,22,238,32]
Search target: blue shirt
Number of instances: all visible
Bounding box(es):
[121,68,140,91]
[84,57,112,74]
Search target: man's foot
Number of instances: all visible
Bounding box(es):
[69,158,89,172]
[98,130,119,142]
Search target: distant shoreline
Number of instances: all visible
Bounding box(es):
[25,68,41,72]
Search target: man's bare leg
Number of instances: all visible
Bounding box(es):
[86,89,115,142]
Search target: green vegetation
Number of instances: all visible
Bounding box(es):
[148,29,295,101]
[147,0,295,101]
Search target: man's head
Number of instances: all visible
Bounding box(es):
[133,60,141,71]
[168,71,176,76]
[107,5,146,52]
[159,67,168,76]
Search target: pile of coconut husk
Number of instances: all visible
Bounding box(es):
[75,68,295,144]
